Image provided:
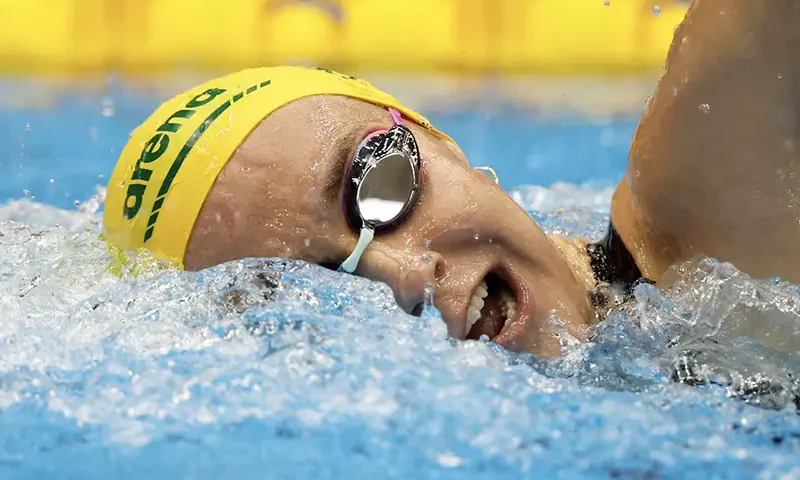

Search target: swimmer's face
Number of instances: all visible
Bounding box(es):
[186,96,593,356]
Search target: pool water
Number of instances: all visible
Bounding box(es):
[0,75,798,480]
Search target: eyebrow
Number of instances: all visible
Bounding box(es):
[321,127,360,206]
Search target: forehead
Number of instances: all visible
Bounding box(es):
[246,95,389,169]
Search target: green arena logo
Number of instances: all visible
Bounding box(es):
[123,87,227,220]
[123,79,272,243]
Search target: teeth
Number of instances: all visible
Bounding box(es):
[466,280,488,333]
[467,306,481,331]
[499,290,517,330]
[475,281,488,299]
[470,296,485,310]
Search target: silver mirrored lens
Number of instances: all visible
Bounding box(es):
[357,153,414,224]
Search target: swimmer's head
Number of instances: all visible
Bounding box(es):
[104,66,593,356]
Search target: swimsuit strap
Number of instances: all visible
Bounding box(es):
[586,220,653,297]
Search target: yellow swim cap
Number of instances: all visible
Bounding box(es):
[103,66,451,269]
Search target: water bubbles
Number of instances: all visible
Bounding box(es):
[698,103,711,114]
[603,0,610,5]
[304,238,311,247]
[424,238,431,248]
[49,178,55,183]
[24,122,31,131]
[22,189,30,196]
[421,253,432,265]
[473,233,480,241]
[652,4,661,14]
[479,334,490,342]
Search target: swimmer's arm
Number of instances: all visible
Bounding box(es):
[612,0,800,282]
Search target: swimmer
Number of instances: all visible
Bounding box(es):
[103,0,799,357]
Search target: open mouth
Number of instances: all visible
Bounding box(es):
[465,271,517,341]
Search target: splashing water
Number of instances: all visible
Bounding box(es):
[0,183,797,480]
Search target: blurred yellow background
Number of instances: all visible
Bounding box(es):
[0,0,687,75]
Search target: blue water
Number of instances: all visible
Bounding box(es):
[0,75,798,480]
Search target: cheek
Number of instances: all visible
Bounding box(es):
[418,165,485,219]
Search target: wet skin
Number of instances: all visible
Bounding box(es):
[185,0,800,356]
[613,0,800,284]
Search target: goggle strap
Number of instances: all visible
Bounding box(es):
[338,226,375,273]
[474,166,500,184]
[389,108,404,126]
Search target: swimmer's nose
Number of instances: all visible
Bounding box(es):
[396,251,446,315]
[355,246,445,315]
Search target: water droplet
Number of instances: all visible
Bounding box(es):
[672,87,679,97]
[421,253,432,265]
[97,174,104,179]
[303,238,311,247]
[479,334,490,342]
[698,103,710,114]
[603,0,610,5]
[22,189,30,196]
[436,452,463,468]
[424,238,431,248]
[73,199,80,207]
[423,283,436,307]
[777,73,783,80]
[652,5,661,14]
[49,178,54,184]
[681,71,690,84]
[24,123,31,131]
[101,97,115,117]
[599,127,615,147]
[473,233,480,241]
[418,281,446,334]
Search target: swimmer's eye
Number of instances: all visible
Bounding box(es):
[341,124,422,235]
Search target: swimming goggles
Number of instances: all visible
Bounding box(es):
[337,108,500,274]
[338,108,419,273]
